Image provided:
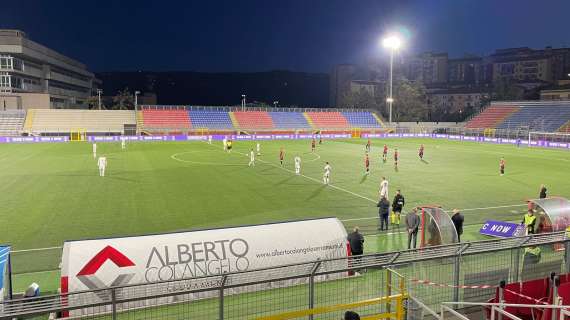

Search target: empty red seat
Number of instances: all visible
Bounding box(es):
[306,112,349,129]
[233,111,274,129]
[465,106,519,129]
[142,110,191,129]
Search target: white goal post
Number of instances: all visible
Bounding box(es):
[528,131,570,147]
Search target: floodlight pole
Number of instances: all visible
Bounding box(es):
[134,91,140,111]
[388,48,394,124]
[96,89,102,110]
[241,94,246,111]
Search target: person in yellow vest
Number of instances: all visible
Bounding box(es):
[523,246,541,265]
[566,226,570,238]
[522,210,537,235]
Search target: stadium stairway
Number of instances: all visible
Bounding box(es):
[303,113,316,129]
[372,113,386,127]
[228,112,240,129]
[0,110,26,136]
[23,109,34,133]
[558,120,570,133]
[464,105,520,129]
[232,111,274,130]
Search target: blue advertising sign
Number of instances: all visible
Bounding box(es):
[480,220,526,238]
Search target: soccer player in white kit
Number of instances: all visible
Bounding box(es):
[248,148,255,167]
[97,156,107,177]
[121,137,126,150]
[294,155,301,175]
[323,162,332,185]
[208,135,212,144]
[92,143,97,158]
[379,176,389,199]
[222,137,227,151]
[256,142,261,156]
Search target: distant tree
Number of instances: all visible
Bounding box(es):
[85,95,104,110]
[112,88,134,110]
[393,78,428,121]
[341,87,380,111]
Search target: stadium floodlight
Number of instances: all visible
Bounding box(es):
[382,35,402,125]
[241,94,246,111]
[134,91,140,111]
[273,101,279,108]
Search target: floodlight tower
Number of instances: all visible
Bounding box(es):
[382,35,402,124]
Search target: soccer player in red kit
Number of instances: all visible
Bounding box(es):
[366,139,371,152]
[382,144,388,162]
[311,138,316,152]
[279,147,285,166]
[365,152,370,174]
[499,157,505,176]
[394,148,399,168]
[419,144,424,160]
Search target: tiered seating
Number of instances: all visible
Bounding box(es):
[305,112,349,129]
[465,106,519,129]
[558,120,570,133]
[0,110,25,136]
[269,112,311,129]
[497,106,570,131]
[188,110,233,129]
[141,110,191,129]
[342,111,382,128]
[29,110,136,134]
[232,111,274,129]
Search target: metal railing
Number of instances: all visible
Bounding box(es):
[3,232,570,320]
[139,105,376,113]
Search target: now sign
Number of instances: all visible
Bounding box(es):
[480,220,526,238]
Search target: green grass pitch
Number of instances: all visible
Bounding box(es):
[1,138,569,293]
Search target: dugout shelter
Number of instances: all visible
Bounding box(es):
[417,206,459,247]
[529,197,570,234]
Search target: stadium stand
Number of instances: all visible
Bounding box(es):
[342,111,382,128]
[559,120,570,133]
[232,111,274,129]
[27,109,136,134]
[188,110,234,129]
[0,110,25,136]
[141,109,191,129]
[464,105,520,129]
[497,105,570,131]
[269,112,311,129]
[305,112,349,129]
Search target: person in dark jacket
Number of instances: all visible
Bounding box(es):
[451,209,464,242]
[539,184,547,199]
[391,190,405,226]
[347,227,364,256]
[344,311,360,320]
[406,208,420,249]
[377,196,390,231]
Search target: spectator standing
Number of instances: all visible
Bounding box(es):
[522,210,537,235]
[391,190,405,226]
[539,184,547,199]
[347,227,364,256]
[406,208,420,249]
[377,196,390,231]
[451,209,464,242]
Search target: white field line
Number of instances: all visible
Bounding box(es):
[12,246,63,253]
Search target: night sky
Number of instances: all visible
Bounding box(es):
[2,0,570,73]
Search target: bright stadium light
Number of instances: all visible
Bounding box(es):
[382,36,401,50]
[382,34,402,124]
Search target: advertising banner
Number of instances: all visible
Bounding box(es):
[61,218,348,314]
[0,246,10,302]
[479,220,526,238]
